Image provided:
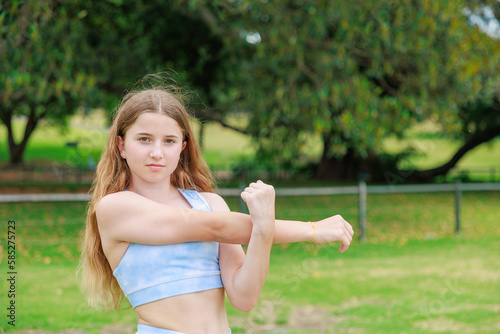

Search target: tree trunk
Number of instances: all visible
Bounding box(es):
[410,126,500,181]
[316,149,390,181]
[198,121,205,151]
[316,125,500,182]
[315,132,388,181]
[5,106,40,165]
[316,148,360,180]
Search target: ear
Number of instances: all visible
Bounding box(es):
[117,136,125,157]
[181,141,187,151]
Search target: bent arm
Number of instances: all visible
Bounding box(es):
[218,181,275,312]
[97,191,251,245]
[97,190,353,251]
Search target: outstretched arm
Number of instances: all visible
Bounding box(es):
[275,215,354,253]
[97,187,353,252]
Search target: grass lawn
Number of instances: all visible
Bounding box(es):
[1,191,499,333]
[1,113,499,333]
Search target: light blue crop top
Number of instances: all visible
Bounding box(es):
[113,189,223,308]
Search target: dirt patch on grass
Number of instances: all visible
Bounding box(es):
[230,304,343,333]
[414,316,473,333]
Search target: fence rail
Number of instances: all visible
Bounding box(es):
[2,181,499,240]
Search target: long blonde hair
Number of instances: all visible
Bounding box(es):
[80,83,214,310]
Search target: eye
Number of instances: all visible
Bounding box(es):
[138,137,151,142]
[164,139,175,144]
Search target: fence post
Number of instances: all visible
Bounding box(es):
[358,180,367,241]
[454,179,462,235]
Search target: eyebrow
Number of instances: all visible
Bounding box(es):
[135,132,180,138]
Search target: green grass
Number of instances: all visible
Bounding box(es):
[0,114,109,168]
[253,237,500,333]
[1,191,498,333]
[191,121,254,171]
[1,114,499,333]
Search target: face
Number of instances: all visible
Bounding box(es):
[117,112,186,187]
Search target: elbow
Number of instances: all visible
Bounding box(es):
[238,305,255,313]
[231,296,259,313]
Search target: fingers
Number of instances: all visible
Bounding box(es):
[314,214,354,252]
[336,214,354,236]
[241,181,273,200]
[240,180,275,206]
[344,223,353,241]
[345,221,354,236]
[339,216,354,253]
[339,235,351,253]
[343,225,353,243]
[241,181,261,195]
[240,181,260,202]
[241,181,276,229]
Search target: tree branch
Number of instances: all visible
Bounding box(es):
[198,110,248,135]
[411,125,500,180]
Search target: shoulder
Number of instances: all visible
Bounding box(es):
[200,192,230,212]
[97,191,132,210]
[96,191,140,221]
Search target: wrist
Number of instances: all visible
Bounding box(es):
[307,221,316,243]
[251,223,275,238]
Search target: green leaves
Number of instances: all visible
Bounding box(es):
[204,0,500,174]
[0,0,98,163]
[1,0,498,171]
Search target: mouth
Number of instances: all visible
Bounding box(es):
[146,164,165,170]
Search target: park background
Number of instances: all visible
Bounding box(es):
[1,1,499,333]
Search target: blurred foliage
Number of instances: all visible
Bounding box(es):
[1,0,499,180]
[73,0,227,116]
[0,0,226,163]
[193,0,500,179]
[0,0,98,164]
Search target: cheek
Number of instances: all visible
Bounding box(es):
[173,146,185,163]
[126,142,149,159]
[175,147,184,160]
[126,142,141,155]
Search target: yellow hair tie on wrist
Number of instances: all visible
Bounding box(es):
[309,222,316,243]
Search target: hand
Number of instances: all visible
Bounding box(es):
[240,181,275,232]
[313,215,354,253]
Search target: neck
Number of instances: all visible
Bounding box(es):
[128,178,177,204]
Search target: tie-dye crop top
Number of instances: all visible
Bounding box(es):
[112,188,223,308]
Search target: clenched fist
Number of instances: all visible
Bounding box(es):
[240,181,275,233]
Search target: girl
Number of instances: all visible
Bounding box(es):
[80,84,354,334]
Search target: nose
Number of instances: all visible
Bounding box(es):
[150,143,163,159]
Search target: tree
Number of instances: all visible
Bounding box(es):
[412,90,500,181]
[410,2,500,180]
[0,0,228,164]
[191,0,500,180]
[0,0,97,164]
[74,0,230,148]
[76,1,224,111]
